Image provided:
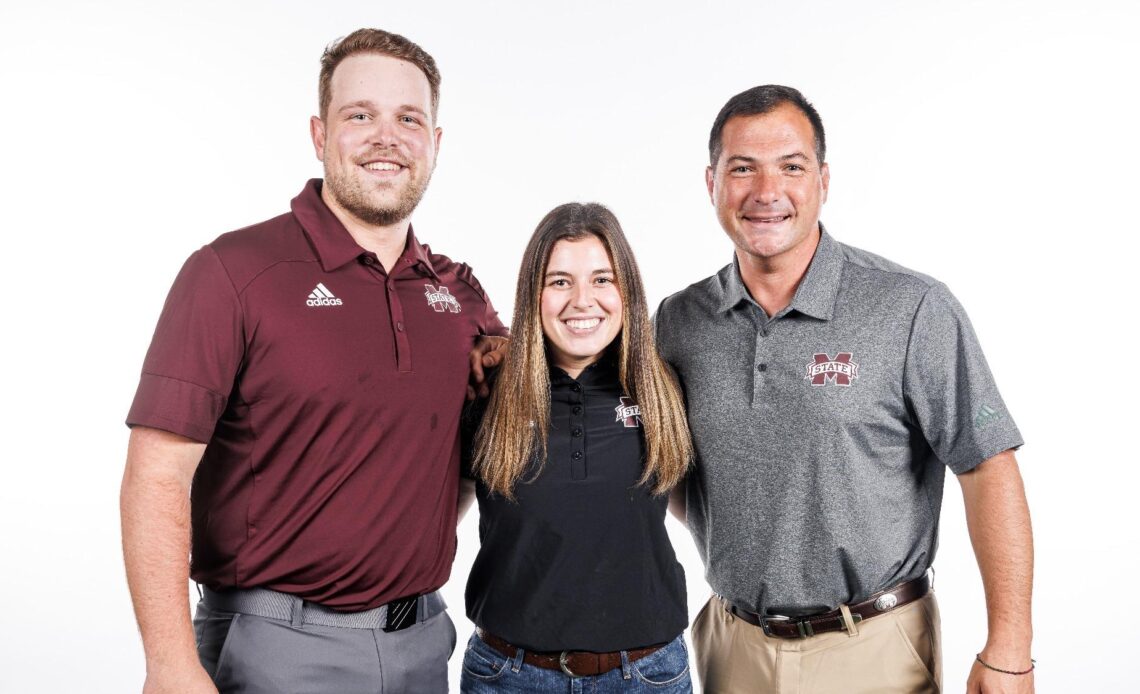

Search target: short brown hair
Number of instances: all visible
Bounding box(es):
[318,28,441,122]
[709,85,825,167]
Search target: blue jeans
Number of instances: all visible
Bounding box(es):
[460,631,692,693]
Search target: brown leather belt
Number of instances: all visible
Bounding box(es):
[727,573,931,639]
[476,629,666,677]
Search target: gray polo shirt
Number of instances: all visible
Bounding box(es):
[656,229,1022,616]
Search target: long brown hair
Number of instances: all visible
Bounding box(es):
[472,203,692,499]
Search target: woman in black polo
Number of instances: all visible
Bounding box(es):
[460,203,694,692]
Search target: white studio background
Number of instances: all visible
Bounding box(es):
[0,1,1135,691]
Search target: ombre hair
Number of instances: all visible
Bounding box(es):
[472,203,692,499]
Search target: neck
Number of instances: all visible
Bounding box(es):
[321,187,410,272]
[737,227,821,317]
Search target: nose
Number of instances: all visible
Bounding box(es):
[571,282,595,309]
[750,171,781,205]
[367,118,401,148]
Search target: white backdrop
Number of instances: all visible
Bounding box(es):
[1,1,1136,692]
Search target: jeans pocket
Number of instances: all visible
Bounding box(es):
[632,636,692,688]
[460,633,511,682]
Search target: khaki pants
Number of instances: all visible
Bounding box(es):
[691,593,941,694]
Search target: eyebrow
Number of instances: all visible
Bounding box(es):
[336,101,429,118]
[725,152,810,164]
[544,268,615,277]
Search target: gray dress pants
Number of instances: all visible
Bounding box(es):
[194,595,456,693]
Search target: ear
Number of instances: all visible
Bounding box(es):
[310,116,327,161]
[434,126,443,152]
[819,162,830,204]
[705,166,716,204]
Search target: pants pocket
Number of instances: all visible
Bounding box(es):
[460,632,512,682]
[193,603,240,678]
[632,635,692,688]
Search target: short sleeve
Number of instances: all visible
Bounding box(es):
[455,263,509,338]
[126,246,245,443]
[903,283,1023,474]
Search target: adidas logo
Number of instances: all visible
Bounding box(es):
[973,404,1002,429]
[306,282,343,307]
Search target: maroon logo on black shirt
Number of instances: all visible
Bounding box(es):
[805,352,859,386]
[614,397,641,428]
[423,284,461,313]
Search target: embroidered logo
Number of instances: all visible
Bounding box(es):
[306,282,343,307]
[424,284,461,313]
[615,396,641,428]
[805,352,859,387]
[974,404,1003,430]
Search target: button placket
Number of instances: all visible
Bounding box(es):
[361,253,413,373]
[569,381,587,480]
[753,320,774,407]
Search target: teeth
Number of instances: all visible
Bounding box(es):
[566,318,601,330]
[364,162,401,171]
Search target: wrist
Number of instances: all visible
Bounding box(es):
[975,652,1035,676]
[978,639,1033,671]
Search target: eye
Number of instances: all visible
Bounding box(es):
[784,164,805,173]
[595,276,614,285]
[349,113,370,122]
[547,278,570,288]
[399,115,422,126]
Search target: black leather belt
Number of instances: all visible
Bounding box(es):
[727,574,931,639]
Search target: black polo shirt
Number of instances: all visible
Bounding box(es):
[463,360,688,652]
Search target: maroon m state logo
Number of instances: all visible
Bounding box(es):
[805,352,859,387]
[423,284,462,313]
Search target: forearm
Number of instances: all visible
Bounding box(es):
[959,450,1034,658]
[120,428,207,676]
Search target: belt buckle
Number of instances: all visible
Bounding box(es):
[558,651,579,677]
[759,614,790,637]
[383,595,419,633]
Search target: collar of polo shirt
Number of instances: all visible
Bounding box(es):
[718,226,845,321]
[291,178,441,281]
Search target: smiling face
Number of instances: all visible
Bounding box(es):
[540,236,624,378]
[310,53,441,228]
[707,104,830,264]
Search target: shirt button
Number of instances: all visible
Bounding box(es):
[572,406,582,415]
[570,383,581,393]
[572,427,583,437]
[361,255,374,265]
[757,363,767,372]
[572,451,583,460]
[397,321,404,332]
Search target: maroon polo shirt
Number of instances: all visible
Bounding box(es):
[127,179,506,611]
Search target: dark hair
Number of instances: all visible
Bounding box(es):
[319,28,441,122]
[472,202,692,499]
[708,85,826,167]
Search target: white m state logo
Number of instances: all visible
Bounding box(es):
[424,284,462,313]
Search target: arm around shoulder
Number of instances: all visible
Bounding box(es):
[120,426,217,693]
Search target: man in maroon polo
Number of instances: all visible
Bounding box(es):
[120,29,506,693]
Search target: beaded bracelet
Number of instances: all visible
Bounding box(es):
[976,653,1036,676]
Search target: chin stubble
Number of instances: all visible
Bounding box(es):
[326,164,433,227]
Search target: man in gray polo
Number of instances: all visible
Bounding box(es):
[655,86,1034,693]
